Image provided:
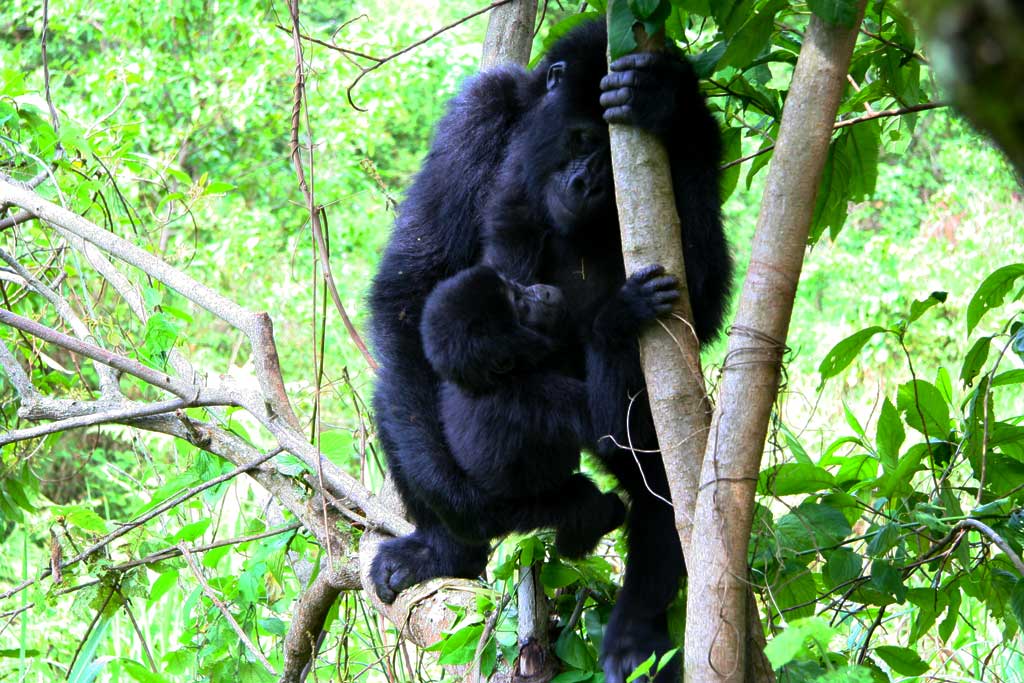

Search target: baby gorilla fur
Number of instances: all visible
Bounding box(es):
[420,265,626,558]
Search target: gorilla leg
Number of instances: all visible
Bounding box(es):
[601,492,683,683]
[370,524,489,604]
[501,473,626,559]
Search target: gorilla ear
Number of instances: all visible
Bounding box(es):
[546,61,566,91]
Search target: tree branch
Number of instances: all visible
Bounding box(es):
[684,5,869,681]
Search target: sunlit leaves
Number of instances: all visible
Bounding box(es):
[807,0,860,28]
[967,263,1024,334]
[810,120,882,243]
[817,325,887,389]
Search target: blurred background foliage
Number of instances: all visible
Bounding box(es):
[1,0,1023,681]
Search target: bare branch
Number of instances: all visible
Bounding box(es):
[0,178,298,428]
[282,561,361,683]
[179,542,278,675]
[0,308,234,404]
[1,397,196,446]
[0,246,119,394]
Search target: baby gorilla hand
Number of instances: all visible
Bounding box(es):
[593,264,680,345]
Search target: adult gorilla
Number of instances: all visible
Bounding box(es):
[368,19,730,683]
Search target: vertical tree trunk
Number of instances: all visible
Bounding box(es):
[683,5,868,681]
[481,0,538,70]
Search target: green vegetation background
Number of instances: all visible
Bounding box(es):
[2,0,1023,681]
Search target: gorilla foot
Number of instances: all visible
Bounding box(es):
[601,614,679,683]
[370,531,489,604]
[370,535,432,604]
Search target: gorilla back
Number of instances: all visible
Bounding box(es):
[368,18,730,682]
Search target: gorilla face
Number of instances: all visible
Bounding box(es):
[511,59,615,239]
[543,119,613,235]
[507,279,566,335]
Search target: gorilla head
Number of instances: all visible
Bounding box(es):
[421,265,568,391]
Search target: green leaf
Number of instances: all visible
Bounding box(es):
[817,326,887,389]
[628,0,663,19]
[551,672,593,683]
[122,659,170,683]
[896,380,950,437]
[1012,580,1024,628]
[437,625,483,665]
[150,570,179,604]
[823,549,862,589]
[993,369,1024,387]
[807,0,860,27]
[691,42,727,79]
[866,523,900,557]
[777,502,853,555]
[656,648,679,673]
[541,559,579,590]
[555,630,595,670]
[870,560,906,602]
[169,519,211,543]
[608,0,638,59]
[757,463,835,495]
[718,11,774,70]
[938,587,961,643]
[719,127,742,201]
[764,616,835,669]
[625,651,656,682]
[52,505,109,534]
[967,264,1024,334]
[960,336,993,388]
[139,313,180,369]
[875,398,905,473]
[712,0,756,39]
[810,121,881,242]
[906,291,947,324]
[780,424,813,464]
[873,645,929,676]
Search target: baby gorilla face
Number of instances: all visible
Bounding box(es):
[507,280,566,336]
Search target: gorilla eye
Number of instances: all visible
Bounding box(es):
[569,128,599,154]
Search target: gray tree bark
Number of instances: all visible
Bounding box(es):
[683,4,868,681]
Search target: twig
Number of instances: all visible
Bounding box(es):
[720,102,947,170]
[859,26,928,64]
[0,448,282,602]
[1,397,199,446]
[178,543,277,675]
[466,592,511,683]
[317,0,515,111]
[0,245,119,394]
[285,0,378,371]
[855,605,886,664]
[0,308,231,403]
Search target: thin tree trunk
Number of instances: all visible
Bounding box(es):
[683,5,868,682]
[604,8,773,680]
[481,0,538,70]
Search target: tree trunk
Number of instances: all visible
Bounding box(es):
[683,5,868,681]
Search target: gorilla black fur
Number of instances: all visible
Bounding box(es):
[368,19,730,683]
[420,265,626,558]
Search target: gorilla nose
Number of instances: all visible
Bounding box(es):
[535,285,563,306]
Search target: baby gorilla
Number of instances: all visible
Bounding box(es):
[420,265,625,557]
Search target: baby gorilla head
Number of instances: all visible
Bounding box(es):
[421,265,568,391]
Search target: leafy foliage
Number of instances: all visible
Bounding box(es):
[1,0,1021,680]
